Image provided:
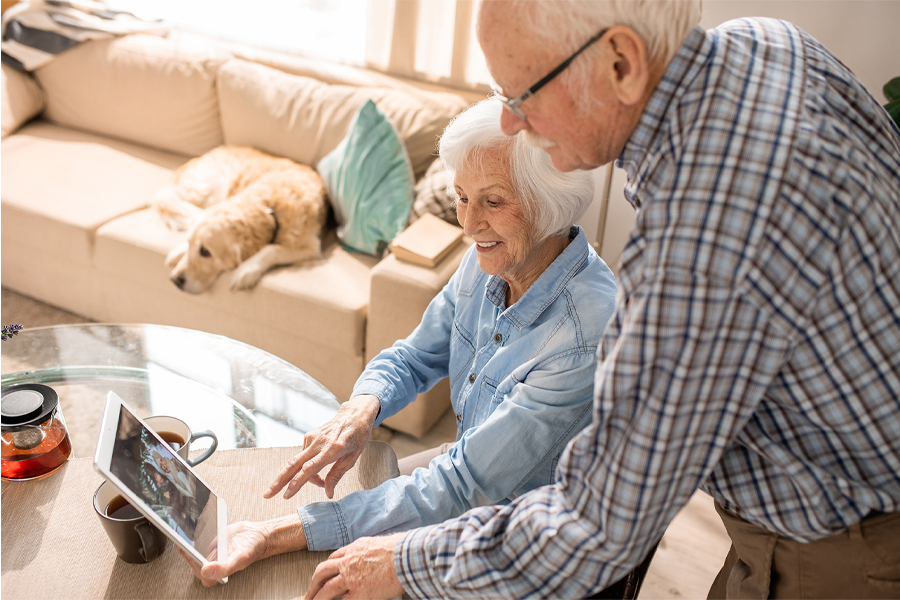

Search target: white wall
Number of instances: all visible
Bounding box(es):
[575,167,609,245]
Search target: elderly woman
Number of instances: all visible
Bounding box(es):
[185,98,618,585]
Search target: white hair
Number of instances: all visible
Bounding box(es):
[439,98,595,241]
[485,0,702,108]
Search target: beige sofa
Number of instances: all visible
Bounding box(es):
[1,31,484,437]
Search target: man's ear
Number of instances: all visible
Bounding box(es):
[604,26,651,106]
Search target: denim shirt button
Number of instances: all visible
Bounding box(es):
[468,373,476,383]
[456,413,462,423]
[494,333,502,343]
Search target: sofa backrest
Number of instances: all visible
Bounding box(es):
[18,30,479,173]
[217,59,469,177]
[32,32,230,157]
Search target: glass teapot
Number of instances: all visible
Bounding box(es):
[1,384,72,481]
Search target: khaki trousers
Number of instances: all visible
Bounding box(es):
[708,502,900,599]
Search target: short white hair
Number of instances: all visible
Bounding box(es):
[439,98,595,241]
[483,0,702,108]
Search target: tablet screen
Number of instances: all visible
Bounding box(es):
[110,406,217,555]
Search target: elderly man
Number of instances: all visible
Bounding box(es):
[306,1,900,598]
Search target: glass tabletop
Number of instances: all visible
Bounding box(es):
[1,324,340,458]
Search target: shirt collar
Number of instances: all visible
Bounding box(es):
[485,226,590,328]
[616,26,711,202]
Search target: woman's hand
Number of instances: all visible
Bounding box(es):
[265,394,381,500]
[179,514,307,586]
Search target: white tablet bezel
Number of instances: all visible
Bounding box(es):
[94,391,228,581]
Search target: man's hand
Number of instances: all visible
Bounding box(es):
[266,394,381,500]
[179,514,307,586]
[305,533,405,600]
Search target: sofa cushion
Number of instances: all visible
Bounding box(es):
[93,209,378,400]
[317,100,415,256]
[94,208,377,357]
[1,121,188,268]
[1,63,44,138]
[32,33,229,156]
[217,59,469,177]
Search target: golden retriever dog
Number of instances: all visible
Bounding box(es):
[153,146,327,293]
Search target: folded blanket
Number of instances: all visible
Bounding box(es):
[1,0,168,71]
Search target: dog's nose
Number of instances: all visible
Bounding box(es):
[171,275,186,289]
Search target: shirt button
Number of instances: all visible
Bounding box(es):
[456,413,462,423]
[468,373,476,383]
[494,333,502,343]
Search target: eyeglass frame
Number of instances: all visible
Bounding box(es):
[491,27,610,120]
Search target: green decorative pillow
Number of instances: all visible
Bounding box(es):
[317,99,415,256]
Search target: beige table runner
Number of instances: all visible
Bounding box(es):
[1,442,399,600]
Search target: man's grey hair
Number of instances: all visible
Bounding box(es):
[483,0,702,109]
[439,98,595,242]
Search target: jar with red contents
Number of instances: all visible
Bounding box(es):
[1,384,72,481]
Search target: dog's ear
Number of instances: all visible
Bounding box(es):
[165,241,189,268]
[153,187,204,232]
[230,242,244,267]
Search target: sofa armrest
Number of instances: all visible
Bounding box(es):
[365,237,472,437]
[1,63,44,138]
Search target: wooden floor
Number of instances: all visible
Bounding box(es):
[2,287,732,598]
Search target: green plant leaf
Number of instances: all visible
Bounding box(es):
[885,77,900,102]
[885,98,900,128]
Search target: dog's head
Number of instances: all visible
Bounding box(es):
[166,213,247,294]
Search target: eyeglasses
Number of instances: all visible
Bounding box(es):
[491,28,609,120]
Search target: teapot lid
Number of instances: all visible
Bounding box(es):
[1,384,59,431]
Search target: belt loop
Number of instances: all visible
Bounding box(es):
[847,521,863,541]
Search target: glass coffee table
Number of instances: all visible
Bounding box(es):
[1,324,341,458]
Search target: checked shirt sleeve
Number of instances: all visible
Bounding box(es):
[395,269,794,598]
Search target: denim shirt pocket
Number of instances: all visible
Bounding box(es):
[472,375,501,423]
[449,320,476,390]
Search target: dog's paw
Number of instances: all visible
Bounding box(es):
[230,264,265,290]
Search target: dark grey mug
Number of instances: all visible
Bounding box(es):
[93,480,168,563]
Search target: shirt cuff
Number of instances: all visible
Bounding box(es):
[395,526,448,600]
[297,502,351,552]
[352,381,393,427]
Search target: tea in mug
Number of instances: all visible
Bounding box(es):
[105,494,143,520]
[155,430,186,452]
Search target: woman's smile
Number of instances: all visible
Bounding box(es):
[475,240,501,252]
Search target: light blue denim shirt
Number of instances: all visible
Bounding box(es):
[297,226,617,551]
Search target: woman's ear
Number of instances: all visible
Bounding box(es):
[604,26,651,106]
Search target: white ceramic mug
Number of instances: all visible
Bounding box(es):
[144,415,217,467]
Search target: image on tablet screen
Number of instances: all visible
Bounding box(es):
[110,407,217,553]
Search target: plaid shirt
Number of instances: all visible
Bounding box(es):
[394,18,900,599]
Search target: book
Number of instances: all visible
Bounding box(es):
[389,213,464,267]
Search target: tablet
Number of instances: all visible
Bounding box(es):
[94,391,228,581]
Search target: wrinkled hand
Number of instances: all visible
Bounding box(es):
[265,395,381,500]
[305,533,405,600]
[179,515,306,587]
